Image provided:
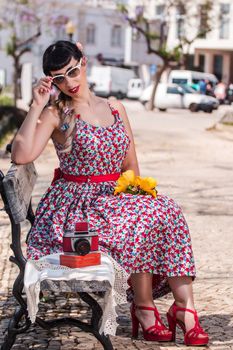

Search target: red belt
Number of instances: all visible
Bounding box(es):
[52,168,120,184]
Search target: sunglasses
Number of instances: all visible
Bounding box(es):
[51,58,82,85]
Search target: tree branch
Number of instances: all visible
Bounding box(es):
[16,26,41,49]
[127,17,176,63]
[17,47,31,58]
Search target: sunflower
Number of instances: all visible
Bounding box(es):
[114,170,135,194]
[135,176,157,198]
[114,171,158,198]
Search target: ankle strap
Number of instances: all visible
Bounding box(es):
[172,302,197,316]
[133,303,165,327]
[135,305,157,311]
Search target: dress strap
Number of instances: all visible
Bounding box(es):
[107,100,120,119]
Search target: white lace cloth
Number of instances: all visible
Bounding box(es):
[24,253,129,335]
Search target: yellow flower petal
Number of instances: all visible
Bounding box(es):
[122,170,135,185]
[114,171,157,197]
[144,177,157,189]
[146,189,157,198]
[135,175,157,197]
[136,177,157,191]
[114,170,136,195]
[135,176,143,187]
[114,176,129,194]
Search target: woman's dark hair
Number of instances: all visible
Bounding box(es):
[43,40,83,76]
[42,41,83,153]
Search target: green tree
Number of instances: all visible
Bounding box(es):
[0,0,43,106]
[119,0,214,110]
[0,0,70,107]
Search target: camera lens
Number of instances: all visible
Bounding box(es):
[74,238,91,256]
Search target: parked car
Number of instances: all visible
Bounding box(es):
[127,78,144,99]
[168,70,218,90]
[87,66,136,99]
[139,83,219,112]
[226,84,233,104]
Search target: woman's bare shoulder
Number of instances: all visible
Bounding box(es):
[40,104,60,128]
[107,97,127,118]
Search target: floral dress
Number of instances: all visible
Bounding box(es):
[27,104,196,299]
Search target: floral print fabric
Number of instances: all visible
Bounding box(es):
[27,104,196,300]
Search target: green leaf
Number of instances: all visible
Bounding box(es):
[146,32,160,40]
[117,4,128,14]
[17,0,29,4]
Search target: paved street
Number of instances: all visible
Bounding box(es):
[1,102,233,350]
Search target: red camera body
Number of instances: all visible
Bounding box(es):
[63,221,99,255]
[60,221,101,268]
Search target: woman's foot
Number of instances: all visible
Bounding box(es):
[135,305,168,334]
[131,302,172,341]
[167,302,209,345]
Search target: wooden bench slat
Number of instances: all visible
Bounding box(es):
[3,162,38,223]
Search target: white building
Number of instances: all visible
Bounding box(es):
[2,0,231,88]
[193,1,233,83]
[127,0,233,83]
[165,0,233,83]
[0,0,129,86]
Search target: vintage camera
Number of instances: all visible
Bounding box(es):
[63,222,98,256]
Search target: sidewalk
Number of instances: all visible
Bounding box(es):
[1,104,233,350]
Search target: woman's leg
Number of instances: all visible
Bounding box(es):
[168,276,205,336]
[130,273,169,333]
[131,272,154,306]
[168,276,194,309]
[130,273,155,330]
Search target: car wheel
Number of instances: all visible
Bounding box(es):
[144,101,151,110]
[116,91,124,99]
[158,108,167,112]
[189,103,198,112]
[206,107,213,113]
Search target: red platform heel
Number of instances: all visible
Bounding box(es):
[167,303,209,346]
[130,303,172,342]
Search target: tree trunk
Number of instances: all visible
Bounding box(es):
[183,53,189,70]
[13,56,19,107]
[147,64,167,111]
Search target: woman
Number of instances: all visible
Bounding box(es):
[12,41,208,346]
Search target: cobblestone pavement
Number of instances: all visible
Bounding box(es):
[1,103,233,350]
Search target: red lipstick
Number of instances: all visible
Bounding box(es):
[68,86,80,94]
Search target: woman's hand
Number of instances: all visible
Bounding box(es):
[32,77,53,108]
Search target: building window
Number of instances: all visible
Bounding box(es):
[176,5,185,39]
[219,3,230,39]
[86,24,96,44]
[50,15,69,41]
[155,5,165,16]
[213,55,223,80]
[111,25,122,47]
[199,54,205,72]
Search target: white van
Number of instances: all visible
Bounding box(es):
[88,66,136,99]
[127,78,144,99]
[168,70,218,88]
[139,83,219,112]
